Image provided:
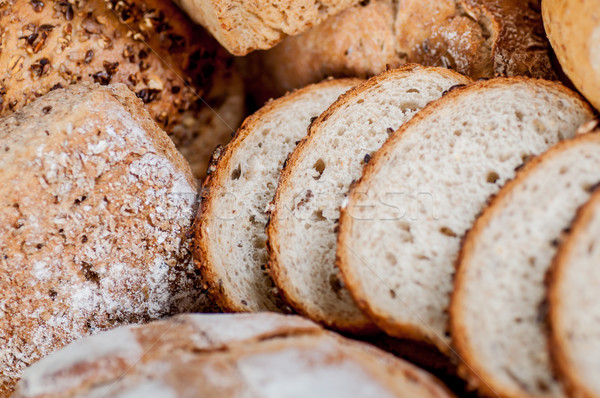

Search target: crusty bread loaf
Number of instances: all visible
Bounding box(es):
[543,0,600,111]
[196,78,361,313]
[451,132,600,398]
[173,0,360,56]
[267,65,472,333]
[549,179,600,398]
[337,78,594,352]
[13,313,456,398]
[245,0,556,100]
[0,0,244,177]
[0,83,211,397]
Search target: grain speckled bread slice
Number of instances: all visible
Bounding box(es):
[195,78,362,313]
[245,0,556,100]
[336,78,594,351]
[13,313,456,398]
[549,175,600,398]
[543,0,600,111]
[173,0,360,56]
[267,65,472,333]
[0,83,211,397]
[450,131,600,398]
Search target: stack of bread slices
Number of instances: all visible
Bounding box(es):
[2,0,600,397]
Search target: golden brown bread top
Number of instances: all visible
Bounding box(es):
[0,83,211,397]
[0,0,238,172]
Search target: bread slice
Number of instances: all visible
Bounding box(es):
[173,0,360,55]
[267,65,472,333]
[336,78,594,350]
[548,162,600,398]
[450,131,600,398]
[245,0,556,101]
[195,78,361,312]
[13,313,456,398]
[543,0,600,111]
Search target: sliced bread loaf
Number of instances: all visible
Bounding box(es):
[336,78,594,350]
[245,0,556,101]
[549,172,600,398]
[13,313,456,398]
[267,65,472,333]
[195,78,361,312]
[451,132,600,398]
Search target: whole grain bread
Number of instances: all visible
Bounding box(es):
[543,0,600,112]
[267,65,472,334]
[245,0,556,101]
[196,78,361,313]
[549,178,600,398]
[13,313,455,398]
[0,0,244,177]
[0,83,210,397]
[336,78,593,352]
[451,132,600,398]
[173,0,360,56]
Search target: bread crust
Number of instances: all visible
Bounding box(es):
[195,78,362,313]
[543,0,600,111]
[547,154,600,398]
[267,65,471,334]
[245,0,556,101]
[336,77,593,353]
[173,0,360,56]
[0,0,242,177]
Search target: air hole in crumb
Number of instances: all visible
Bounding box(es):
[440,227,457,237]
[386,127,394,134]
[49,289,57,299]
[36,243,44,250]
[313,159,325,179]
[487,171,500,183]
[386,252,397,265]
[389,289,396,298]
[406,88,419,93]
[515,111,524,121]
[453,130,462,137]
[329,274,343,296]
[231,165,241,180]
[241,300,248,306]
[313,210,326,221]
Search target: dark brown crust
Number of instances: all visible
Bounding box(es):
[245,0,556,101]
[193,78,363,313]
[547,157,600,398]
[267,65,472,334]
[336,77,593,354]
[448,132,600,398]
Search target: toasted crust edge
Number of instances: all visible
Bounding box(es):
[267,65,471,334]
[194,78,362,313]
[336,77,593,352]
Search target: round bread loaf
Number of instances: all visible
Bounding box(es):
[0,0,244,177]
[0,83,211,397]
[543,0,600,111]
[12,313,456,398]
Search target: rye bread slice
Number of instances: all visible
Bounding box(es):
[451,131,600,398]
[195,78,361,312]
[548,155,600,398]
[336,78,593,348]
[267,65,472,333]
[13,313,456,398]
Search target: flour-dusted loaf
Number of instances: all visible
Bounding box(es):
[0,83,210,397]
[336,78,594,352]
[195,78,361,313]
[13,313,456,398]
[451,132,600,398]
[543,0,600,111]
[0,0,244,177]
[173,0,360,56]
[246,0,555,100]
[267,65,472,333]
[549,179,600,398]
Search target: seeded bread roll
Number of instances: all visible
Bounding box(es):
[451,132,600,398]
[196,78,361,313]
[245,0,556,101]
[0,0,244,177]
[543,0,600,112]
[0,83,210,397]
[173,0,360,56]
[13,313,456,398]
